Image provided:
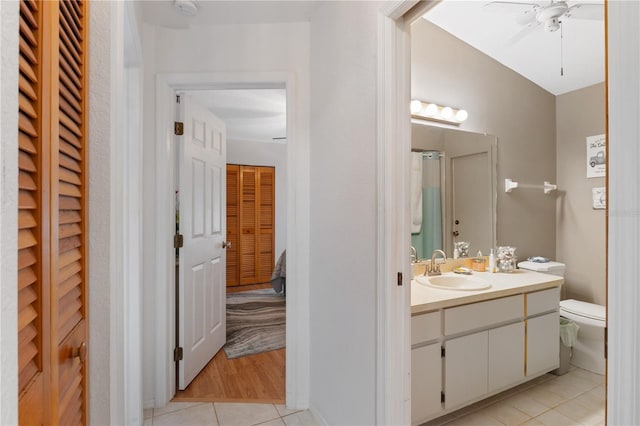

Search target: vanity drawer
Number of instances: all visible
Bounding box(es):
[526,287,560,316]
[444,295,523,336]
[411,311,441,345]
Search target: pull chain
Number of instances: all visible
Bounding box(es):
[560,20,564,76]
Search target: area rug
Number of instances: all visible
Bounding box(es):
[224,289,286,359]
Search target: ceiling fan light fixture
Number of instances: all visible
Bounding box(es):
[544,17,561,32]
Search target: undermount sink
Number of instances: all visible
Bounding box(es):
[415,274,492,291]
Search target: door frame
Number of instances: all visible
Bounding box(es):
[153,72,309,409]
[376,2,441,423]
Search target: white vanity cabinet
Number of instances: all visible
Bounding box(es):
[411,311,443,422]
[443,294,524,410]
[411,284,561,425]
[488,322,525,392]
[526,288,561,376]
[444,330,488,409]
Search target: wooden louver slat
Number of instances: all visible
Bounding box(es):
[20,0,38,28]
[17,0,42,407]
[55,1,88,424]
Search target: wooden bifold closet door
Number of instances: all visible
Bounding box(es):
[17,1,89,425]
[226,165,275,287]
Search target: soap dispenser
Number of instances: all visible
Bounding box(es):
[489,248,496,273]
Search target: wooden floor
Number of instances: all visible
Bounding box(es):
[173,282,285,404]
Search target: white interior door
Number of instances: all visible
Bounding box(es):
[177,94,227,389]
[451,152,492,254]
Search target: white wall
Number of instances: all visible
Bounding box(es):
[89,1,114,423]
[0,1,19,423]
[309,3,379,424]
[141,21,310,408]
[555,84,606,305]
[227,139,287,259]
[140,21,158,410]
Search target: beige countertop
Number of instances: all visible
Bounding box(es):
[411,269,563,314]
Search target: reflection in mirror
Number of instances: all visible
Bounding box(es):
[411,122,498,259]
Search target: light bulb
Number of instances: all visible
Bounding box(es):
[425,103,439,116]
[455,109,468,122]
[441,107,453,119]
[410,100,423,114]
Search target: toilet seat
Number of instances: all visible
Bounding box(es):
[559,299,606,322]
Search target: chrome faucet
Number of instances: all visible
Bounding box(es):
[425,249,447,276]
[410,246,418,264]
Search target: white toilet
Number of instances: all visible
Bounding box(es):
[518,260,606,375]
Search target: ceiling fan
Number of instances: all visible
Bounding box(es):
[484,0,603,44]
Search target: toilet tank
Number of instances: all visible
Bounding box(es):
[518,260,566,277]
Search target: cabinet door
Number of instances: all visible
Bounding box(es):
[527,312,560,376]
[445,331,488,409]
[489,322,525,392]
[411,344,442,424]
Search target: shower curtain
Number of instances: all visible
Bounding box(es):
[411,152,443,260]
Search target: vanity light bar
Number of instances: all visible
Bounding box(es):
[410,100,468,125]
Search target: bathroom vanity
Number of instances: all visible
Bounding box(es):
[411,270,563,425]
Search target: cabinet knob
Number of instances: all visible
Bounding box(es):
[222,241,232,249]
[71,341,87,362]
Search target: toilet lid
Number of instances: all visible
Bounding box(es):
[560,299,606,321]
[518,260,565,272]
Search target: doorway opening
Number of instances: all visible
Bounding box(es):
[172,88,288,403]
[152,73,307,410]
[406,3,607,425]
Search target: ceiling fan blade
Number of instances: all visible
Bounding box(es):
[483,1,545,14]
[515,8,539,26]
[565,3,603,20]
[506,21,541,46]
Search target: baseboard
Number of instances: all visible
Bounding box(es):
[144,399,155,410]
[309,404,329,426]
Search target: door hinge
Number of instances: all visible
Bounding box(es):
[174,347,183,362]
[441,346,445,358]
[176,94,181,104]
[174,121,184,136]
[441,391,445,403]
[397,272,403,286]
[174,233,184,249]
[604,326,608,359]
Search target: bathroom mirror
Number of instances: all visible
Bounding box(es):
[411,122,497,259]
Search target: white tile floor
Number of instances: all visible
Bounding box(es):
[424,367,605,426]
[144,368,603,426]
[144,402,319,426]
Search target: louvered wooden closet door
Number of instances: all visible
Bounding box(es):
[239,167,258,284]
[54,1,89,424]
[228,165,275,286]
[17,1,89,424]
[256,167,275,283]
[18,1,49,423]
[226,165,240,286]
